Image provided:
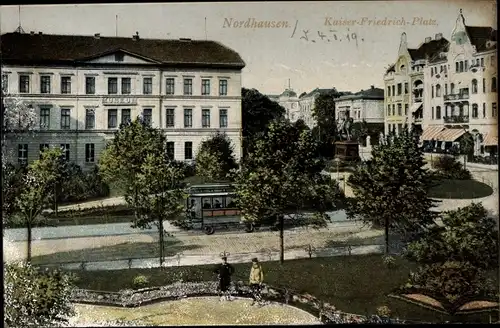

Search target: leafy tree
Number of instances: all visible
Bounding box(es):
[241,87,286,155]
[4,262,75,327]
[131,152,186,267]
[403,261,495,310]
[99,118,167,214]
[346,128,438,254]
[405,203,498,270]
[16,147,64,262]
[99,118,186,267]
[2,164,27,225]
[235,119,341,263]
[311,92,337,158]
[459,132,474,168]
[351,120,385,146]
[195,132,238,182]
[401,204,498,313]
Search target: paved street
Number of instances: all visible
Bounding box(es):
[4,221,378,264]
[4,210,351,241]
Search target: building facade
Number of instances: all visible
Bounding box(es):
[298,88,338,128]
[384,10,497,155]
[1,32,245,167]
[334,86,384,124]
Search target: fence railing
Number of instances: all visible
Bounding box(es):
[34,243,387,272]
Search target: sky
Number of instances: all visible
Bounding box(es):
[0,1,496,95]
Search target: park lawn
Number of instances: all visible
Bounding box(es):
[428,179,493,199]
[70,254,492,323]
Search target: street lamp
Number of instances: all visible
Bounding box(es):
[333,157,341,181]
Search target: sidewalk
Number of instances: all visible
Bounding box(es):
[38,244,386,271]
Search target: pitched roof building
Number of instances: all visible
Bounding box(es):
[1,31,246,167]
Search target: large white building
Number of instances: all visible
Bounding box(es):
[1,31,246,167]
[298,88,338,128]
[384,10,497,155]
[334,86,384,124]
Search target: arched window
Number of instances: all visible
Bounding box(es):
[387,86,391,96]
[436,84,441,97]
[472,104,478,118]
[459,61,464,72]
[455,62,459,72]
[492,77,497,92]
[472,79,478,93]
[450,83,455,94]
[436,106,441,119]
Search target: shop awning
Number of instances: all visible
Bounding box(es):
[411,102,423,113]
[420,126,444,140]
[483,133,499,147]
[437,128,466,142]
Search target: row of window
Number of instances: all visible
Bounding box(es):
[386,83,409,97]
[431,102,497,119]
[37,107,230,130]
[2,74,229,96]
[17,141,197,165]
[386,103,409,117]
[430,65,448,76]
[431,77,497,97]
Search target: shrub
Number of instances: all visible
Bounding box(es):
[382,255,396,269]
[376,305,392,317]
[57,164,110,204]
[432,156,471,180]
[132,275,149,289]
[4,262,75,327]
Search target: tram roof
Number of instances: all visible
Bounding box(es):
[189,192,233,197]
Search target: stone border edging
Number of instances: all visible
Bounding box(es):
[69,281,411,324]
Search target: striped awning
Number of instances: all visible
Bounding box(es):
[437,128,466,142]
[421,126,444,140]
[411,102,423,113]
[483,133,499,146]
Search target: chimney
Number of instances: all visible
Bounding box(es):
[371,85,374,89]
[425,37,431,43]
[435,33,442,40]
[133,31,139,41]
[94,33,101,39]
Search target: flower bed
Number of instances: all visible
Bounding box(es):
[69,281,412,324]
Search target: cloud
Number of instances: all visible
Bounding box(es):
[276,63,304,75]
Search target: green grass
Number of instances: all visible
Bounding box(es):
[70,254,496,323]
[31,238,202,265]
[429,179,494,199]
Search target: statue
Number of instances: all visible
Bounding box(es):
[336,116,354,141]
[366,135,371,147]
[473,133,481,156]
[379,132,385,145]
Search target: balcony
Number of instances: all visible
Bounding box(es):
[443,115,469,124]
[444,93,469,101]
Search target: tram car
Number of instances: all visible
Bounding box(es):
[173,183,254,234]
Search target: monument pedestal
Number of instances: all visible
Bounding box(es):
[334,141,360,162]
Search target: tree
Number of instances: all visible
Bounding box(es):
[402,203,498,311]
[235,119,341,263]
[195,132,238,182]
[346,128,438,254]
[405,203,498,270]
[4,261,75,327]
[99,118,186,267]
[241,88,286,155]
[99,118,165,214]
[131,152,186,268]
[459,132,474,168]
[16,147,64,262]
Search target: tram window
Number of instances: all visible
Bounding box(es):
[202,198,212,209]
[188,198,201,218]
[226,197,236,208]
[213,197,224,209]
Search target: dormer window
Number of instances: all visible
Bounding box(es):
[115,53,124,62]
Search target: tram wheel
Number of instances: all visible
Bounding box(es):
[244,223,255,233]
[204,226,215,235]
